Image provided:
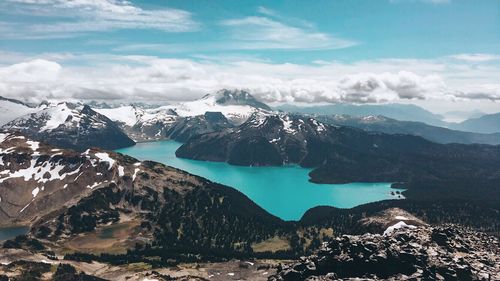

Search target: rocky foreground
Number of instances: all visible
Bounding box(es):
[271,225,499,281]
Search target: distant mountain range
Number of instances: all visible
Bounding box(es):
[449,112,500,134]
[316,114,500,145]
[443,109,484,122]
[1,92,500,150]
[275,103,447,127]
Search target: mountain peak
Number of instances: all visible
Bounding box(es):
[1,102,134,151]
[214,89,271,110]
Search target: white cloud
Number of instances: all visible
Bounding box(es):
[0,59,61,82]
[257,6,277,17]
[1,54,499,106]
[1,0,198,39]
[450,53,500,62]
[220,16,357,51]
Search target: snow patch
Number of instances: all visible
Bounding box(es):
[26,140,40,155]
[281,116,296,134]
[40,103,73,131]
[32,187,40,198]
[269,137,280,143]
[87,182,102,189]
[19,202,31,213]
[94,152,115,169]
[0,159,71,184]
[118,165,125,177]
[132,168,140,181]
[311,119,326,133]
[95,106,140,127]
[394,215,409,220]
[383,221,417,236]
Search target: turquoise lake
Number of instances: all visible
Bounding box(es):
[116,141,401,221]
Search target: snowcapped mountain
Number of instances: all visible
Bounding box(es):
[159,89,264,124]
[94,89,269,142]
[95,105,178,141]
[1,102,134,151]
[0,96,39,126]
[212,89,271,111]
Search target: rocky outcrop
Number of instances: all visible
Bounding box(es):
[214,89,271,111]
[356,208,427,235]
[1,103,134,151]
[166,112,234,142]
[271,225,499,281]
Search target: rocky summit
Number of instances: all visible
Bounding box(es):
[166,111,235,142]
[271,224,499,281]
[214,89,272,111]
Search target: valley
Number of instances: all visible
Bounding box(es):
[0,90,499,280]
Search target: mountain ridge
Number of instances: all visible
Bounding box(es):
[450,112,500,134]
[1,103,135,151]
[275,103,447,127]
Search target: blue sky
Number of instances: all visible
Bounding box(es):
[0,0,499,113]
[1,0,499,62]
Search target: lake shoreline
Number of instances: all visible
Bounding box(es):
[116,140,404,221]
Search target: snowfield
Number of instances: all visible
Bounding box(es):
[0,99,38,126]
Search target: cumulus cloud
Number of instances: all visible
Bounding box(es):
[0,59,61,82]
[1,0,198,39]
[1,55,499,105]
